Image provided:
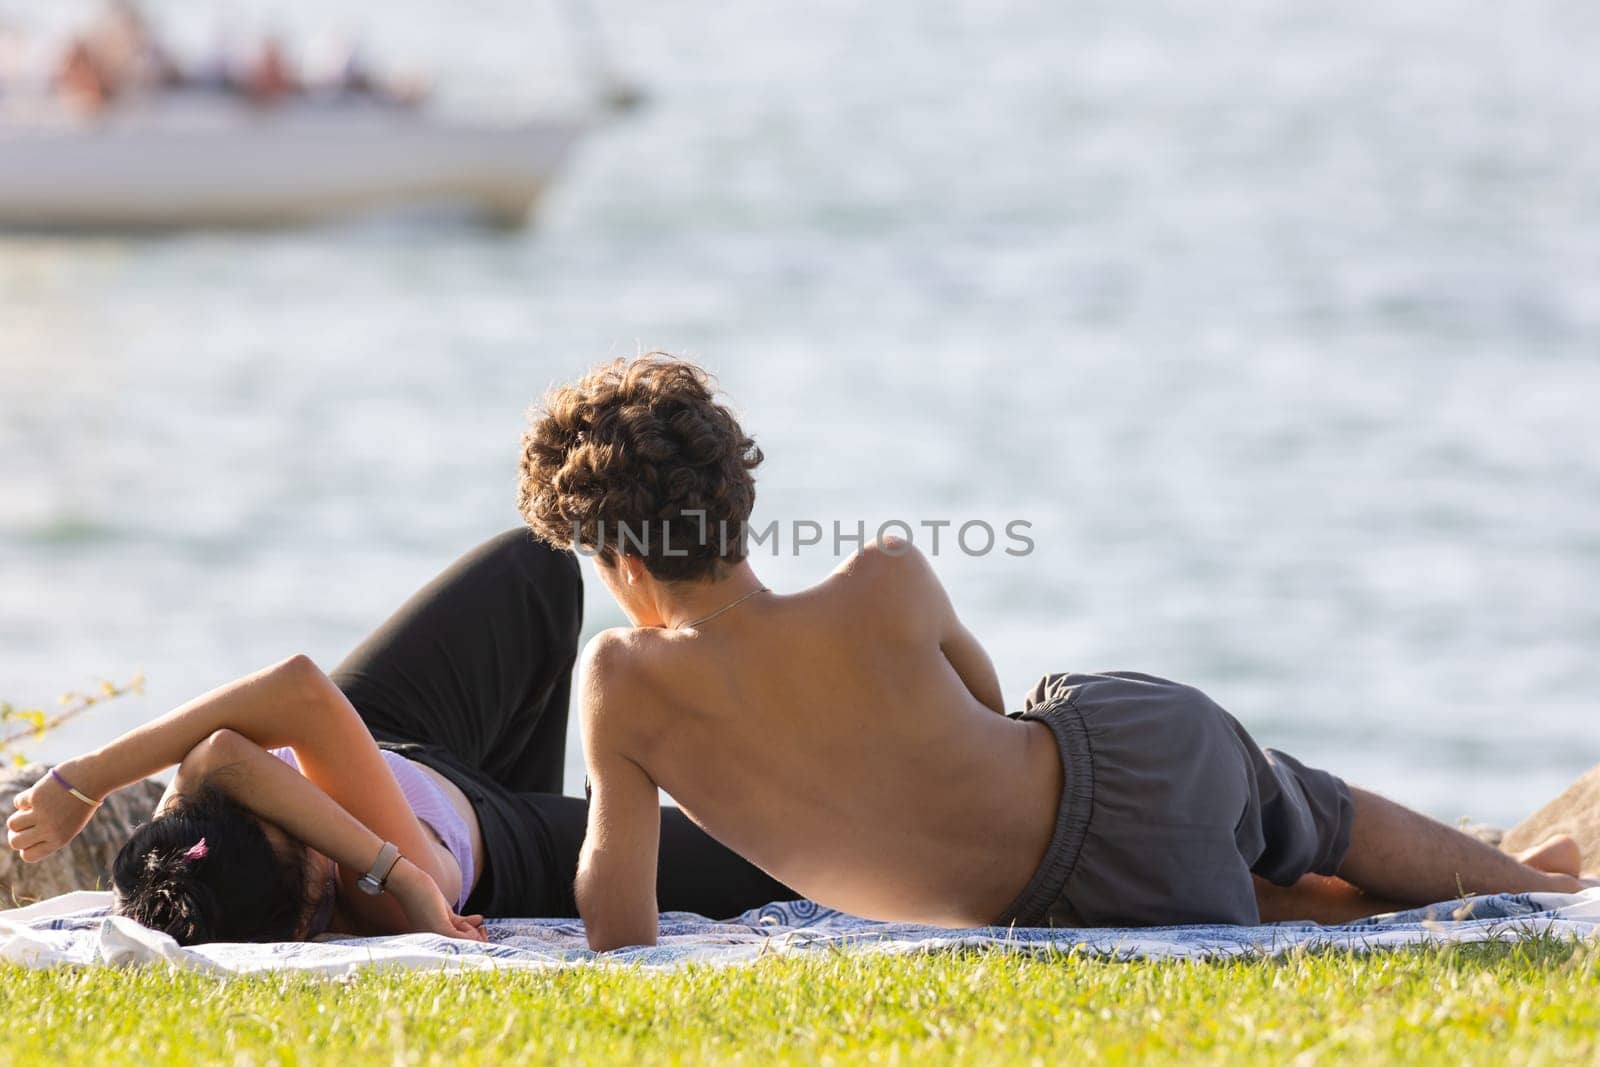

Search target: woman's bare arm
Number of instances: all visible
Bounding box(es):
[54,655,362,797]
[187,730,482,940]
[8,655,448,893]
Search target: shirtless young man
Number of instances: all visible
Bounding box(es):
[517,354,1596,951]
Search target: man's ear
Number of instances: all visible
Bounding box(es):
[621,555,648,586]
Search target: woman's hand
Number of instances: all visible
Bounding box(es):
[387,858,487,942]
[6,765,101,863]
[193,738,476,940]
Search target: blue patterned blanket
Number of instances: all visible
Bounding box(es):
[3,889,1598,975]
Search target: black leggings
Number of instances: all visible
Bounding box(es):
[329,529,797,919]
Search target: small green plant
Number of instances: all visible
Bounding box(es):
[0,674,144,768]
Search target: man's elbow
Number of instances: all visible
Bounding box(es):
[577,887,659,950]
[584,920,658,953]
[576,873,658,951]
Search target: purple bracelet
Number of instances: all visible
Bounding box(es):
[50,767,101,807]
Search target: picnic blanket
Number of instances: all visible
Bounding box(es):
[4,889,1598,976]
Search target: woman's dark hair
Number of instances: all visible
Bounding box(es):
[111,785,309,946]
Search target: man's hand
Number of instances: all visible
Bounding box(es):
[387,858,487,942]
[6,766,101,863]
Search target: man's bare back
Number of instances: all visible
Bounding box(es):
[582,542,1063,931]
[518,354,1596,951]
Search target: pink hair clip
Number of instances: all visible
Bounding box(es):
[182,838,209,862]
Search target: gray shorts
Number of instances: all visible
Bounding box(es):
[995,672,1354,928]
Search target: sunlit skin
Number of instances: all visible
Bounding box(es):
[576,540,1064,951]
[6,656,486,943]
[575,540,1597,951]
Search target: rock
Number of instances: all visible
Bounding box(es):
[0,764,167,908]
[1501,763,1600,878]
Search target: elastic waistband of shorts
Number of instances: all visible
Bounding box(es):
[993,695,1096,927]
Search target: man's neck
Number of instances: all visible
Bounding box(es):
[655,562,766,631]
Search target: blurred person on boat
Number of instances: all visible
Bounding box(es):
[50,1,179,116]
[303,35,429,109]
[243,36,300,106]
[53,38,114,115]
[85,0,181,92]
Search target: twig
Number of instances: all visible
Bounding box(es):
[0,673,144,765]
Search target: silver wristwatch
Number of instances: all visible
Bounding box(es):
[356,841,402,896]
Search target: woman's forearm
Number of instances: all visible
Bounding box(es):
[72,653,458,896]
[195,732,418,933]
[56,654,331,801]
[206,738,386,871]
[53,654,457,909]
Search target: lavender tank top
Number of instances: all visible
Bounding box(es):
[269,747,477,911]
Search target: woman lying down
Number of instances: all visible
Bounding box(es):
[5,531,795,944]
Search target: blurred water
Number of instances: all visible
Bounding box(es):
[3,0,1599,825]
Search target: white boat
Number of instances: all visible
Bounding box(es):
[0,97,586,229]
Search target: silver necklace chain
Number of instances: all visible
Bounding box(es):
[675,586,769,630]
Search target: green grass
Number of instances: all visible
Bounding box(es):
[3,941,1598,1065]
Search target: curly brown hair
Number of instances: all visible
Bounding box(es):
[518,354,763,582]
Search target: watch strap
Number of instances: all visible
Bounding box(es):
[357,841,402,895]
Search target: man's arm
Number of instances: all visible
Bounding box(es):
[844,539,1006,714]
[575,633,662,951]
[938,612,1006,715]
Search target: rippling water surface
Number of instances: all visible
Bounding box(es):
[3,0,1599,824]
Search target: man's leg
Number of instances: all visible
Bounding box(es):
[1515,834,1582,877]
[1231,709,1594,921]
[1335,787,1593,903]
[1257,808,1589,924]
[1253,873,1409,924]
